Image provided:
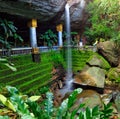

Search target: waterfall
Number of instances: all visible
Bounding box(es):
[60,3,73,96]
[60,0,86,96]
[64,0,85,83]
[65,3,72,81]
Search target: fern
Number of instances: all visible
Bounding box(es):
[44,92,53,118]
[57,88,83,119]
[27,100,42,119]
[0,86,114,119]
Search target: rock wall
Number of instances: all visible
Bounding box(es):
[0,0,91,31]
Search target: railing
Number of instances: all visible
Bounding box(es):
[0,47,32,56]
[0,45,95,56]
[0,46,60,56]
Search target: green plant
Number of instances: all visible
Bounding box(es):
[39,86,49,95]
[84,0,120,43]
[50,51,65,67]
[0,116,9,119]
[0,58,17,71]
[0,86,41,119]
[78,103,113,119]
[27,92,54,119]
[44,92,53,118]
[100,103,113,119]
[57,88,83,119]
[39,29,57,48]
[78,106,100,119]
[6,86,31,116]
[0,94,16,112]
[0,18,23,49]
[27,100,42,119]
[63,31,78,46]
[0,86,114,119]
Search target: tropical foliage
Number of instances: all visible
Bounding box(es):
[84,0,120,43]
[0,86,114,119]
[0,18,23,49]
[39,29,57,48]
[0,58,17,71]
[62,31,78,46]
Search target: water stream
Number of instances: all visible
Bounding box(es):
[65,3,73,82]
[60,1,86,96]
[60,3,73,96]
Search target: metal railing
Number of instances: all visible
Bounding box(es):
[0,46,60,56]
[0,45,95,56]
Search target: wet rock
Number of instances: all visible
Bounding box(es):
[73,53,110,89]
[101,89,120,117]
[97,41,120,67]
[58,80,63,89]
[70,90,102,111]
[101,93,113,105]
[87,54,111,69]
[52,65,66,80]
[74,66,106,88]
[74,71,96,86]
[113,92,120,113]
[50,81,59,92]
[107,66,120,82]
[53,89,63,107]
[85,67,106,88]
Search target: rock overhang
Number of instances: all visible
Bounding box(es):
[0,0,90,31]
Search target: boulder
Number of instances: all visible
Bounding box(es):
[87,54,111,70]
[70,90,102,111]
[97,41,120,67]
[107,65,120,82]
[74,67,105,88]
[74,71,97,86]
[84,66,106,88]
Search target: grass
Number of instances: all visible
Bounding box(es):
[0,50,94,94]
[72,50,94,72]
[0,52,53,94]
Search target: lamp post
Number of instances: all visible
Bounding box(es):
[28,19,40,62]
[56,24,63,48]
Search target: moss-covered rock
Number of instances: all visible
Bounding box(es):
[87,53,111,70]
[107,66,120,82]
[97,41,120,67]
[70,90,102,111]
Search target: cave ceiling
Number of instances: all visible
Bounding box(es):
[0,0,91,33]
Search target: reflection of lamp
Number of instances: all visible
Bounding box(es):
[56,24,63,47]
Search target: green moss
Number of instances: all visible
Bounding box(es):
[72,50,94,72]
[0,53,54,94]
[107,68,120,82]
[87,53,111,70]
